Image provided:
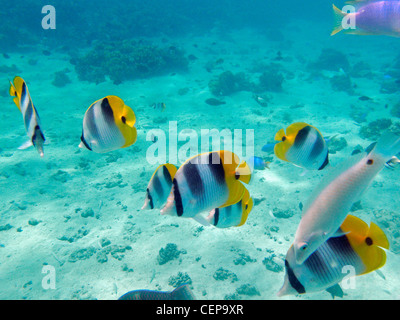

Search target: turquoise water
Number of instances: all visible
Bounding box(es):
[1,0,400,300]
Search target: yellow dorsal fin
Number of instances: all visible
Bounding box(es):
[149,163,178,186]
[164,163,178,181]
[285,122,310,137]
[331,4,346,36]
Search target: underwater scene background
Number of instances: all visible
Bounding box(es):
[1,0,400,300]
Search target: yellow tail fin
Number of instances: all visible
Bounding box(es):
[9,79,21,111]
[342,215,389,275]
[236,161,252,184]
[274,128,286,141]
[359,221,389,275]
[237,188,253,227]
[331,4,345,36]
[368,222,390,250]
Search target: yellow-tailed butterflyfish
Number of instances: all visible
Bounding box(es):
[142,164,178,210]
[9,76,46,157]
[274,122,329,170]
[160,151,252,223]
[79,95,137,153]
[206,187,253,228]
[278,214,389,298]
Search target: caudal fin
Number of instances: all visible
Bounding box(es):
[372,131,400,162]
[331,4,345,36]
[171,284,196,300]
[236,160,252,184]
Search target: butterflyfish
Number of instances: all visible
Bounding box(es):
[278,215,389,298]
[274,122,329,171]
[160,151,252,224]
[9,76,46,157]
[206,187,253,228]
[142,164,178,210]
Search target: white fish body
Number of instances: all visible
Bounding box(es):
[293,132,400,264]
[160,151,251,219]
[9,77,45,157]
[81,99,125,153]
[161,152,231,218]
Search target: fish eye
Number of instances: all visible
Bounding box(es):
[121,116,126,124]
[235,172,240,180]
[366,159,373,165]
[245,204,248,210]
[282,136,287,142]
[300,244,307,251]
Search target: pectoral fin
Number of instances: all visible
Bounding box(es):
[18,140,33,150]
[192,214,211,227]
[326,284,344,299]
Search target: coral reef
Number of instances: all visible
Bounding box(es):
[359,118,393,140]
[68,247,97,263]
[235,284,260,296]
[208,71,254,96]
[308,48,350,72]
[262,254,284,273]
[157,243,185,265]
[380,78,400,94]
[390,101,400,118]
[213,268,238,283]
[270,208,294,219]
[168,272,192,288]
[372,209,400,254]
[71,40,188,85]
[350,61,373,78]
[257,70,284,92]
[329,74,354,94]
[52,70,71,88]
[328,136,348,154]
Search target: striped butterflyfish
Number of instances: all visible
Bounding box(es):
[206,187,253,228]
[160,151,252,221]
[119,284,195,300]
[79,96,137,153]
[274,122,329,170]
[293,131,400,265]
[9,76,46,157]
[142,164,178,210]
[278,215,389,298]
